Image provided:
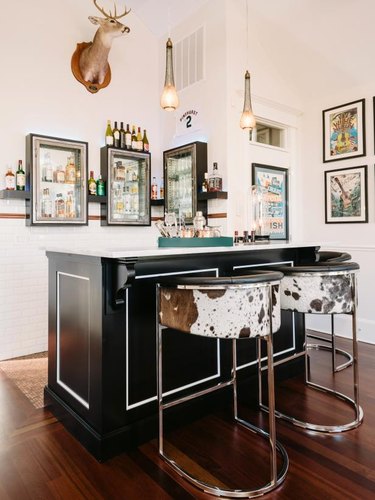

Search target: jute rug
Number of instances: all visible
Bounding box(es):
[0,352,47,409]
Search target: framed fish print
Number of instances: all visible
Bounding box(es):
[322,99,366,163]
[324,165,368,223]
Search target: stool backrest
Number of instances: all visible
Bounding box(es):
[317,251,352,263]
[158,272,283,339]
[274,262,359,315]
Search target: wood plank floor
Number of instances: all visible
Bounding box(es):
[0,336,374,499]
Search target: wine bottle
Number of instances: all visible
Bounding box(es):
[113,121,120,148]
[120,122,126,149]
[142,129,149,152]
[96,174,105,196]
[131,125,137,150]
[136,127,142,151]
[125,124,132,150]
[105,120,114,146]
[16,160,26,191]
[5,167,16,190]
[88,170,97,195]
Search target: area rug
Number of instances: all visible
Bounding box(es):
[0,352,47,409]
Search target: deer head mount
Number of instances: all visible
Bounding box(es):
[71,0,131,93]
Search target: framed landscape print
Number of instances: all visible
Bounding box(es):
[324,165,368,223]
[322,99,366,163]
[251,163,288,239]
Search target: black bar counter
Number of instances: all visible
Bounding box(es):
[45,241,318,460]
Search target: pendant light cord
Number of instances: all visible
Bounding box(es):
[246,0,249,70]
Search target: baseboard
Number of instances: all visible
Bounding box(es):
[305,316,374,345]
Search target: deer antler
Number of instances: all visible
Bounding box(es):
[93,0,131,19]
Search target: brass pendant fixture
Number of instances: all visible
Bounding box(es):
[160,38,179,111]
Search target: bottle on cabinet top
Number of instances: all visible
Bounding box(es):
[136,127,143,151]
[16,160,26,191]
[142,129,149,152]
[131,125,137,150]
[113,121,120,148]
[125,124,132,149]
[119,122,126,149]
[208,162,222,192]
[105,120,114,146]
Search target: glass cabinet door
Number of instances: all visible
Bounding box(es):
[163,142,207,224]
[26,134,88,225]
[102,148,151,226]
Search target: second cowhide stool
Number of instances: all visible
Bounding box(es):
[260,261,363,433]
[156,271,288,498]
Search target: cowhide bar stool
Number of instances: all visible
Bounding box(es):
[156,272,289,498]
[307,251,353,372]
[260,261,363,433]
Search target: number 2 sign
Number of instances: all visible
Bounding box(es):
[176,109,202,136]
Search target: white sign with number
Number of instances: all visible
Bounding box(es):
[176,108,202,136]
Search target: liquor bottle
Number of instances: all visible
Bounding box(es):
[96,174,105,196]
[55,193,66,218]
[159,180,164,199]
[66,191,76,218]
[44,152,53,183]
[136,127,143,151]
[56,165,65,183]
[113,121,120,148]
[16,160,26,191]
[115,161,126,181]
[142,129,149,152]
[5,167,16,190]
[151,176,158,200]
[105,120,114,146]
[201,172,208,193]
[65,156,76,184]
[125,124,132,149]
[208,162,223,192]
[120,122,126,149]
[131,125,137,150]
[88,170,97,195]
[41,188,52,218]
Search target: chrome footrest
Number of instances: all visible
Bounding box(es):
[307,342,353,372]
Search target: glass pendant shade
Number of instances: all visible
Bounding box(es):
[240,70,256,130]
[160,38,179,111]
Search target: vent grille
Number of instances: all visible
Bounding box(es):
[175,26,204,91]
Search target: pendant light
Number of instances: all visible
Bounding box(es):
[160,38,179,111]
[240,0,256,130]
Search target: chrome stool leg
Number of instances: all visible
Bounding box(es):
[307,314,353,373]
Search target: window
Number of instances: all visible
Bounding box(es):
[250,121,286,149]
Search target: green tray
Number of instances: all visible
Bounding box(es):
[158,236,233,248]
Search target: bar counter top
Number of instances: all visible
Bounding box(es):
[46,240,319,259]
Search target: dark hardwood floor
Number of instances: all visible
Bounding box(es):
[0,336,374,499]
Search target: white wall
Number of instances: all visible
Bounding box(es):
[0,0,161,360]
[301,86,375,343]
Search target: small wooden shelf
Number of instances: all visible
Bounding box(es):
[88,195,107,203]
[197,191,228,200]
[151,199,165,206]
[0,190,30,200]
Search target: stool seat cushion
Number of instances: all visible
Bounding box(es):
[158,273,282,339]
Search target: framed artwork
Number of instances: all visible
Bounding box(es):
[251,163,288,239]
[322,99,366,163]
[324,165,368,223]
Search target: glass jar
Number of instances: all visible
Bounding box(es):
[251,185,271,238]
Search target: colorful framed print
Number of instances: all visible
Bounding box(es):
[251,163,288,239]
[324,165,368,223]
[322,99,366,163]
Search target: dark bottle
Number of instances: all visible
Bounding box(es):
[113,121,120,148]
[96,174,105,196]
[119,122,126,149]
[16,160,26,191]
[131,125,137,150]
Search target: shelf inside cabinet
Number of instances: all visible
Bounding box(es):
[151,199,165,206]
[197,191,228,200]
[0,190,30,200]
[88,195,107,203]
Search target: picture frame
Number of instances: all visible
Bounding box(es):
[324,165,368,223]
[251,163,288,239]
[26,133,88,225]
[322,98,366,163]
